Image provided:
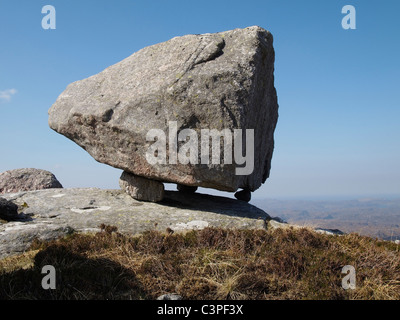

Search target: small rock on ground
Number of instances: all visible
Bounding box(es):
[119,171,164,202]
[157,293,183,300]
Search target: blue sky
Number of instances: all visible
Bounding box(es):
[1,0,399,199]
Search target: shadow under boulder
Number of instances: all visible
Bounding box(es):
[0,198,18,221]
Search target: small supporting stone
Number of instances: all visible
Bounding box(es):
[234,189,251,202]
[119,171,164,202]
[177,184,198,194]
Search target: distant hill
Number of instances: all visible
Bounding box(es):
[251,197,400,241]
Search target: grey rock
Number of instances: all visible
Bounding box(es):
[0,221,74,258]
[314,228,345,236]
[157,293,183,300]
[0,168,62,194]
[267,219,345,236]
[0,197,19,221]
[268,219,291,230]
[48,26,279,193]
[0,188,270,258]
[234,189,251,202]
[119,171,164,202]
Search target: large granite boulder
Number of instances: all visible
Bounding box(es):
[48,26,279,196]
[0,168,63,194]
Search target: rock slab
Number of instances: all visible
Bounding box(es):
[0,188,270,258]
[0,168,63,194]
[48,26,279,193]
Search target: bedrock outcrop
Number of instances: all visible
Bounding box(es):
[0,188,270,258]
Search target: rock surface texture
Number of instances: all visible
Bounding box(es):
[48,26,279,194]
[0,188,270,258]
[0,168,63,194]
[0,188,345,259]
[157,293,183,300]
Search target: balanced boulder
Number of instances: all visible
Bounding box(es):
[0,168,63,194]
[48,26,279,200]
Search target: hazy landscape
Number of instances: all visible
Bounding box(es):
[252,196,400,241]
[1,1,399,303]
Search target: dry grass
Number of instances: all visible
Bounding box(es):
[0,225,399,300]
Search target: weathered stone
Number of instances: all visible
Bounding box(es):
[0,188,270,258]
[0,168,62,194]
[177,184,198,194]
[0,188,349,259]
[48,26,279,194]
[0,198,18,221]
[119,171,164,202]
[314,228,345,236]
[234,189,251,202]
[157,293,183,300]
[267,218,345,236]
[0,221,74,258]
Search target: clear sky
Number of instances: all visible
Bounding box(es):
[1,0,399,199]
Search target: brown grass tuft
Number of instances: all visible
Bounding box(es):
[0,226,399,300]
